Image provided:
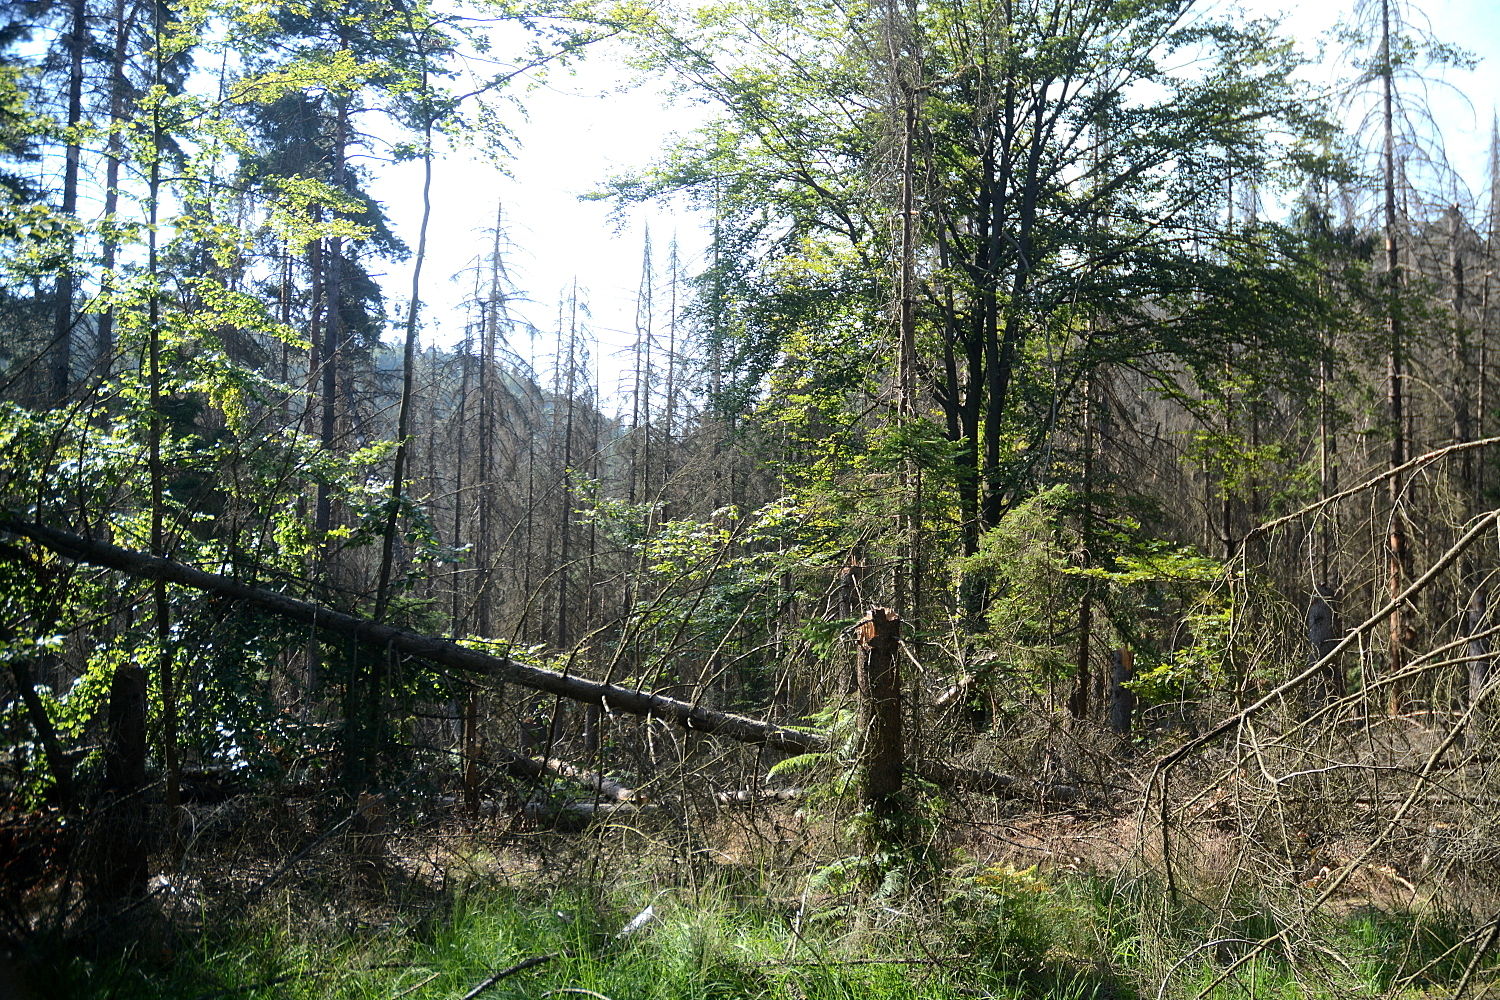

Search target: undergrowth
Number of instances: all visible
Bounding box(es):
[19,860,1498,1000]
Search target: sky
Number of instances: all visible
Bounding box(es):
[369,0,1500,406]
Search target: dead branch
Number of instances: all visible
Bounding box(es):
[0,514,825,755]
[1154,509,1500,776]
[0,515,1083,806]
[497,751,639,802]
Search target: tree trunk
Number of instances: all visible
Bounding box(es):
[1109,648,1135,741]
[856,608,903,836]
[1307,585,1343,708]
[1467,590,1490,741]
[97,663,147,900]
[49,0,87,404]
[10,658,74,805]
[1381,0,1412,715]
[3,517,1081,804]
[463,683,483,815]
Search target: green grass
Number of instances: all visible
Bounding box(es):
[18,866,1500,1000]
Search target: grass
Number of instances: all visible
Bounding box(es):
[16,854,1500,1000]
[28,875,1093,1000]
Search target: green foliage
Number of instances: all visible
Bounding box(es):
[958,485,1232,699]
[945,863,1061,973]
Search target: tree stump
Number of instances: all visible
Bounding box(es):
[856,608,903,832]
[97,663,147,900]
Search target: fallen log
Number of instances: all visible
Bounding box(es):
[1,515,1084,806]
[916,762,1082,804]
[496,750,639,802]
[713,787,803,806]
[0,514,825,755]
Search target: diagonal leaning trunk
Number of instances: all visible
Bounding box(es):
[0,517,1081,805]
[0,514,825,755]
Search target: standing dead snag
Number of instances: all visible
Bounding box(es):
[1466,590,1491,740]
[1307,585,1344,708]
[98,663,147,900]
[463,671,485,817]
[856,608,903,834]
[1109,649,1134,741]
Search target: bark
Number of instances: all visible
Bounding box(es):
[370,25,436,787]
[888,0,920,613]
[498,750,639,802]
[1157,510,1500,774]
[314,91,351,543]
[463,686,482,815]
[9,658,74,805]
[0,517,1084,804]
[1381,0,1412,714]
[95,0,138,373]
[373,79,432,622]
[0,514,827,755]
[1467,590,1491,732]
[97,663,147,900]
[856,607,903,822]
[1070,378,1093,720]
[49,0,87,404]
[1306,585,1344,707]
[145,70,180,856]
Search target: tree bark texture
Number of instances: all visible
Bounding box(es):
[0,514,825,754]
[9,658,74,805]
[1,516,1080,803]
[856,608,903,821]
[1307,585,1344,707]
[1467,590,1491,730]
[98,663,147,899]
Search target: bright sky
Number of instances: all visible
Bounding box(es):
[371,0,1500,406]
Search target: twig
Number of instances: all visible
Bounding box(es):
[1154,509,1500,776]
[391,971,441,999]
[458,952,559,1000]
[1452,911,1500,1000]
[1242,436,1500,546]
[1154,940,1257,1000]
[242,787,398,907]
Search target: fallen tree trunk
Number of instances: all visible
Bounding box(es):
[713,787,803,806]
[497,750,639,802]
[916,762,1082,804]
[0,514,825,755]
[1,515,1083,805]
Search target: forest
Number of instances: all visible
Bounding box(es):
[1,0,1499,996]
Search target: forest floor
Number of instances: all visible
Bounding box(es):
[8,780,1497,1000]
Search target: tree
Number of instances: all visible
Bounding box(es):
[619,0,1336,574]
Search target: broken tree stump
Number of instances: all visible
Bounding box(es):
[97,663,148,900]
[856,608,903,830]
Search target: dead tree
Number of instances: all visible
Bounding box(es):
[856,608,903,833]
[1467,590,1491,740]
[0,516,1083,803]
[97,663,147,900]
[1307,585,1344,707]
[1109,648,1135,742]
